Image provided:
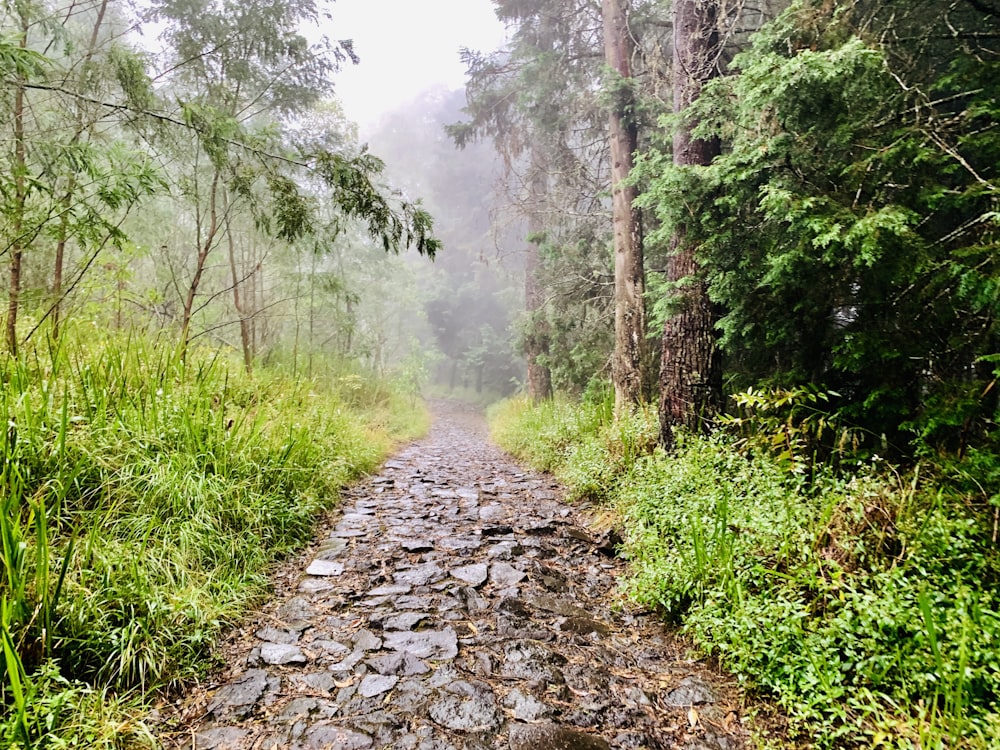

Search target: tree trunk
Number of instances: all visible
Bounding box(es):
[659,0,723,450]
[602,0,647,417]
[180,169,221,356]
[51,0,109,341]
[224,201,253,374]
[524,150,553,401]
[7,23,29,355]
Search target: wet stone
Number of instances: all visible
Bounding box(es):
[276,597,316,628]
[664,675,719,706]
[508,723,611,750]
[358,674,400,697]
[205,669,268,718]
[260,643,307,665]
[383,628,459,660]
[450,563,489,587]
[366,651,430,676]
[300,725,373,749]
[490,562,527,586]
[367,583,412,596]
[352,629,383,652]
[395,563,446,586]
[311,639,350,656]
[255,626,299,644]
[305,559,345,577]
[192,727,252,749]
[298,577,338,594]
[428,680,501,732]
[498,640,566,684]
[158,402,746,750]
[316,537,349,559]
[503,688,552,722]
[400,539,435,552]
[380,612,429,631]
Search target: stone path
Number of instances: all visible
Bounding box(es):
[157,402,745,750]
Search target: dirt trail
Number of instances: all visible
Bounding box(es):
[158,401,745,750]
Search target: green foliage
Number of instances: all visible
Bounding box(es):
[491,392,1000,747]
[0,329,422,745]
[637,0,1000,454]
[718,384,867,474]
[489,390,658,502]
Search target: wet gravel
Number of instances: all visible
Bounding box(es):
[157,401,746,750]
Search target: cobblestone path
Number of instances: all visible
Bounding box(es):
[158,402,745,750]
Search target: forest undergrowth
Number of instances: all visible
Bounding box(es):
[490,394,1000,749]
[0,326,427,748]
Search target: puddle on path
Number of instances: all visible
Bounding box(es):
[156,401,745,750]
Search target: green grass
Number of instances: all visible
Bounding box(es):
[489,394,1000,749]
[0,326,426,748]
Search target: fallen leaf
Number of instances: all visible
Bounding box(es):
[688,707,700,728]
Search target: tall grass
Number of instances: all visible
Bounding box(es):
[490,395,1000,749]
[0,326,425,748]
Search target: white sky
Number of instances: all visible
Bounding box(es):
[324,0,509,131]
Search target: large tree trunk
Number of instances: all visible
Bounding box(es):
[524,150,553,401]
[602,0,647,417]
[659,0,723,449]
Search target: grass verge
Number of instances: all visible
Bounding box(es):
[489,394,1000,749]
[0,327,426,748]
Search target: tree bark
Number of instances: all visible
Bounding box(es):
[659,0,723,449]
[602,0,647,417]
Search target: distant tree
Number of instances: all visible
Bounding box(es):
[602,0,646,415]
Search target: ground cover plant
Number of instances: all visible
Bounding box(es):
[489,395,1000,749]
[0,327,426,748]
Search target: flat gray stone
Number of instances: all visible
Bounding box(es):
[193,727,252,749]
[395,562,446,586]
[260,643,307,665]
[306,559,345,576]
[450,563,489,587]
[664,675,719,706]
[498,640,566,683]
[490,562,527,586]
[428,680,501,732]
[255,626,300,644]
[383,628,459,660]
[509,723,611,750]
[299,577,338,594]
[352,629,383,652]
[503,688,552,722]
[205,669,268,718]
[400,539,435,552]
[316,538,349,559]
[366,651,430,676]
[367,583,412,596]
[301,725,373,749]
[381,612,429,631]
[358,674,400,697]
[276,597,316,628]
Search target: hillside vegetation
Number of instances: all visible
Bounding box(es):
[0,329,426,747]
[491,394,1000,749]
